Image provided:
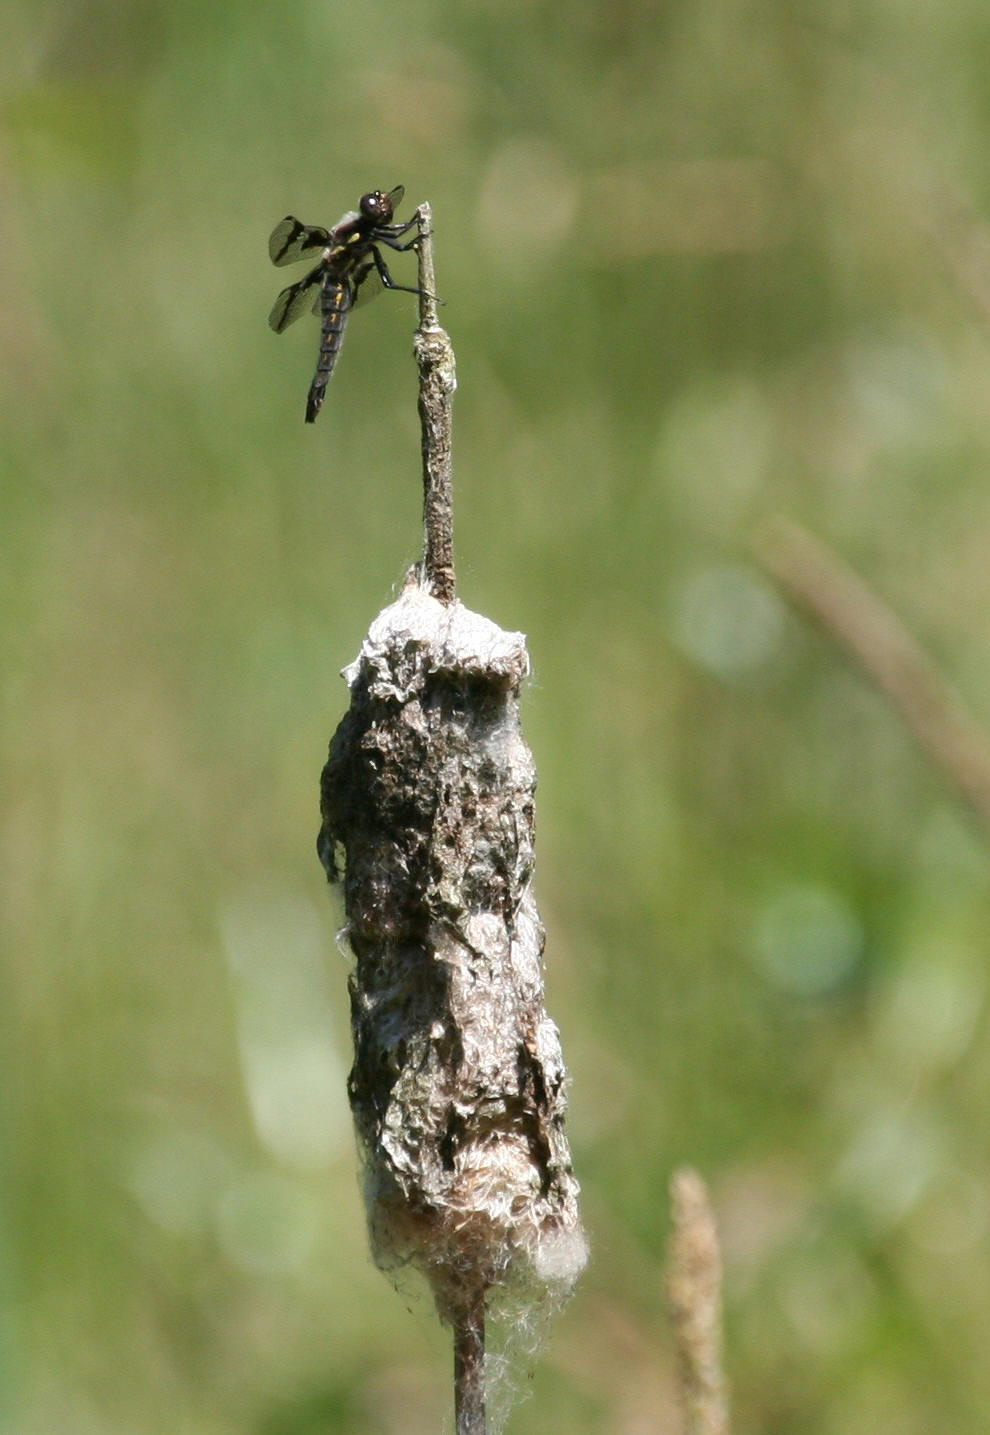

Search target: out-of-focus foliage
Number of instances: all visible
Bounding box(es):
[4,2,990,1432]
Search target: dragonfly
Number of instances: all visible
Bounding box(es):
[268,186,422,423]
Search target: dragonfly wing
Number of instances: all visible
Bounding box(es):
[269,267,324,332]
[269,216,330,267]
[351,259,383,310]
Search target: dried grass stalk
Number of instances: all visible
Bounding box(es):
[668,1168,730,1435]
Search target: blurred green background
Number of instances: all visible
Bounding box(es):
[5,1,990,1431]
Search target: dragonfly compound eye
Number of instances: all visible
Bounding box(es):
[360,191,388,220]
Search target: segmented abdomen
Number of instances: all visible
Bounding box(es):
[306,278,353,424]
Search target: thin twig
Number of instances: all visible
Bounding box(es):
[668,1168,730,1435]
[453,1292,487,1435]
[413,201,456,602]
[754,515,990,832]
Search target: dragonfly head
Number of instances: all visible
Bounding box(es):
[359,188,400,224]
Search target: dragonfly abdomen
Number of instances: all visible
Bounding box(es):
[306,279,353,424]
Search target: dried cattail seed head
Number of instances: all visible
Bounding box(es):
[318,580,586,1331]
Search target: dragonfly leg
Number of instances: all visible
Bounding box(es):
[377,216,418,240]
[378,235,420,253]
[371,244,431,298]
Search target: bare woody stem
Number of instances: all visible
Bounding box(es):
[413,202,456,603]
[412,202,483,1433]
[453,1293,487,1435]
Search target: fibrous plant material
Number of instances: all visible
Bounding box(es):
[317,577,587,1431]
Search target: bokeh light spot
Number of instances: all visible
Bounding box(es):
[752,883,863,996]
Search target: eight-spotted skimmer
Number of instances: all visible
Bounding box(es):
[268,186,421,423]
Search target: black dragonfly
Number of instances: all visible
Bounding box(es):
[268,186,421,423]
